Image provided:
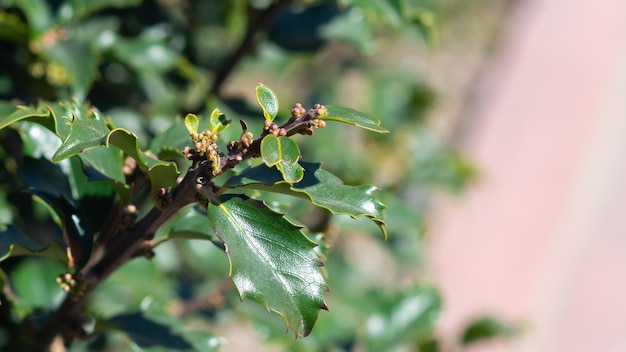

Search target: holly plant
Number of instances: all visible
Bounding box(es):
[0,83,388,350]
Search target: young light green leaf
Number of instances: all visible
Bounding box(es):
[256,84,278,121]
[184,113,199,134]
[276,161,304,184]
[224,162,387,238]
[323,105,389,133]
[261,134,300,167]
[209,108,230,133]
[208,196,327,337]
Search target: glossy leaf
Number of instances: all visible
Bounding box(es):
[0,103,55,132]
[52,107,110,161]
[276,160,304,184]
[365,286,441,351]
[224,162,387,237]
[208,195,327,337]
[256,84,278,121]
[184,113,199,134]
[261,135,300,167]
[323,105,389,133]
[107,128,179,201]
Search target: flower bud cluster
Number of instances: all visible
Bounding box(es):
[291,103,306,117]
[182,129,222,174]
[263,120,287,136]
[56,272,86,295]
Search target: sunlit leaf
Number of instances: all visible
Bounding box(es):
[224,162,387,237]
[208,195,327,337]
[256,84,278,121]
[323,105,388,133]
[184,113,199,134]
[276,160,304,184]
[52,107,110,161]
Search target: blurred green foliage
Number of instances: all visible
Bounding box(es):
[0,0,491,351]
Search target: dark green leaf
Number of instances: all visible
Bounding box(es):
[0,103,55,132]
[52,106,110,161]
[461,316,515,345]
[108,312,193,349]
[365,286,441,352]
[323,105,388,133]
[107,128,179,202]
[27,189,93,270]
[78,145,125,184]
[0,225,66,263]
[208,195,327,337]
[256,84,278,121]
[155,205,213,241]
[224,162,387,237]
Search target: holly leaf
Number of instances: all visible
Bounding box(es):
[0,102,55,132]
[107,128,179,202]
[184,113,199,134]
[256,84,278,121]
[261,135,304,183]
[323,105,388,133]
[52,106,110,161]
[224,162,387,238]
[0,225,66,263]
[208,195,327,337]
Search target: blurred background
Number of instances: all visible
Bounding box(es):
[1,0,624,351]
